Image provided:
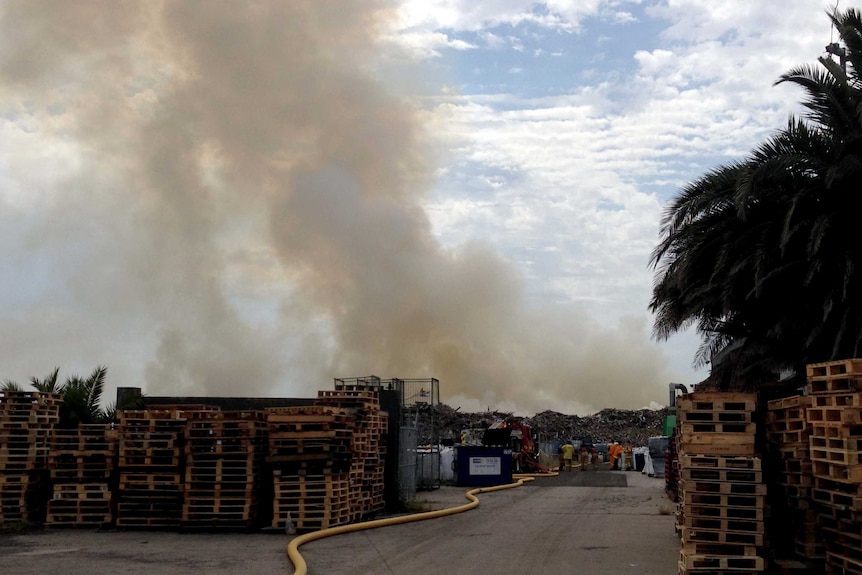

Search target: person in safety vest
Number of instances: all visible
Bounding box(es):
[578,446,589,471]
[608,442,623,470]
[561,441,575,472]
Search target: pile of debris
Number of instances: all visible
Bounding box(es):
[530,408,669,445]
[406,404,670,447]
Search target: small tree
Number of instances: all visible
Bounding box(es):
[1,380,22,392]
[56,366,108,428]
[30,367,61,394]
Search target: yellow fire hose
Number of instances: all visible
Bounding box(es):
[513,472,559,479]
[287,476,538,575]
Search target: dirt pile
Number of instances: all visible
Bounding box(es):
[406,404,670,446]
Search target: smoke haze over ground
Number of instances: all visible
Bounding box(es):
[0,1,674,414]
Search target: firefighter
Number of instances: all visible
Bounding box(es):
[608,442,623,470]
[578,446,589,471]
[561,441,575,471]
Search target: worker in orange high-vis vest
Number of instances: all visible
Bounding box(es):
[608,442,623,470]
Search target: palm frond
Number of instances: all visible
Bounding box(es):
[1,381,22,392]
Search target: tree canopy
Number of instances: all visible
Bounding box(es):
[650,8,862,388]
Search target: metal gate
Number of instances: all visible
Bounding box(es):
[398,427,417,505]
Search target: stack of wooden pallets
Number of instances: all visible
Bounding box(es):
[0,391,61,525]
[46,425,117,527]
[116,409,186,528]
[266,405,355,531]
[766,395,821,563]
[667,426,681,501]
[676,392,765,575]
[316,389,387,521]
[182,410,266,530]
[804,359,862,575]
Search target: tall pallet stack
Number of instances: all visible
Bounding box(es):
[116,409,187,528]
[766,395,821,564]
[667,426,681,501]
[0,391,61,525]
[182,410,266,529]
[46,425,118,527]
[676,392,766,575]
[805,359,862,575]
[266,405,355,531]
[316,388,387,520]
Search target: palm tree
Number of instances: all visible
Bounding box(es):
[1,380,22,392]
[650,8,862,387]
[56,366,108,428]
[30,367,61,394]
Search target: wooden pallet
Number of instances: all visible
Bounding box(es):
[115,516,181,528]
[119,472,182,489]
[46,501,112,521]
[793,538,825,560]
[682,492,764,508]
[678,392,756,411]
[776,444,809,461]
[768,395,812,410]
[807,359,862,378]
[810,443,862,466]
[683,515,763,533]
[679,549,764,571]
[681,422,757,434]
[807,377,862,395]
[767,417,807,432]
[680,455,761,470]
[827,550,862,575]
[680,443,755,457]
[810,422,862,439]
[811,484,862,511]
[45,513,113,527]
[807,406,862,426]
[50,426,118,452]
[781,471,813,487]
[681,468,762,484]
[771,429,811,444]
[783,484,812,499]
[811,459,862,483]
[681,527,763,547]
[679,410,752,424]
[183,499,254,514]
[680,504,764,522]
[680,480,766,495]
[50,453,115,482]
[811,393,862,408]
[682,542,758,558]
[52,483,111,500]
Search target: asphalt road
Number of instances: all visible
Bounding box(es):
[0,470,677,575]
[300,470,677,575]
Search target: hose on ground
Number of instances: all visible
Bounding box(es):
[287,477,536,575]
[513,472,559,478]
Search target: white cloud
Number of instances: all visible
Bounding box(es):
[393,31,477,58]
[410,0,836,385]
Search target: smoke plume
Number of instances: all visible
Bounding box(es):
[0,1,672,414]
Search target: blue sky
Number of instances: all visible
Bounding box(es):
[0,1,847,414]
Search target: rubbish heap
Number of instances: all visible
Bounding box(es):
[416,404,668,446]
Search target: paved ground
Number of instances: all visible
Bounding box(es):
[0,470,677,574]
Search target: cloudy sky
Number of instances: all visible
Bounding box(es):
[0,1,843,414]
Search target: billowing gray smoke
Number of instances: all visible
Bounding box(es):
[0,1,672,414]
